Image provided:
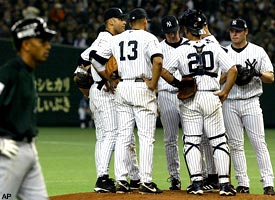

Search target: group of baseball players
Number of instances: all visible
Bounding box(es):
[73,6,275,197]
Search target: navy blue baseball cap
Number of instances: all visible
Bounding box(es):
[104,7,126,21]
[129,8,148,22]
[230,18,247,31]
[161,15,179,34]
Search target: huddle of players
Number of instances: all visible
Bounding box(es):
[74,7,274,196]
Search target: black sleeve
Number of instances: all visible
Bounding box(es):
[89,50,109,65]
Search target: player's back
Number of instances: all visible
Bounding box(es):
[174,39,235,91]
[111,29,161,79]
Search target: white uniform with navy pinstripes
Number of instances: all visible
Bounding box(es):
[75,31,139,181]
[165,39,235,183]
[98,29,162,183]
[222,42,274,188]
[158,38,186,181]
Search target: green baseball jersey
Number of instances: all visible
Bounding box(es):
[0,57,38,140]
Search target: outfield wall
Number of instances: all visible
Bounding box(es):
[0,38,274,127]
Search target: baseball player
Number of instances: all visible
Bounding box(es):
[0,17,56,200]
[158,15,186,190]
[91,8,163,194]
[221,18,274,195]
[180,10,219,192]
[199,13,220,192]
[73,8,140,193]
[161,10,238,196]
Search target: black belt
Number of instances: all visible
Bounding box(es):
[198,90,217,92]
[120,78,145,82]
[95,79,106,90]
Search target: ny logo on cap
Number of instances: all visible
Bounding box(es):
[232,20,237,25]
[166,21,172,27]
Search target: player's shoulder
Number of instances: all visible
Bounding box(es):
[0,58,20,78]
[94,31,113,42]
[98,31,112,38]
[247,42,264,51]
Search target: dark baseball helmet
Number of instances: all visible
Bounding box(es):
[179,9,206,36]
[11,17,56,50]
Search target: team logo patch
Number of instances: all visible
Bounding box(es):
[166,21,172,27]
[0,82,5,95]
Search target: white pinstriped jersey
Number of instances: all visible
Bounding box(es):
[165,39,235,91]
[98,29,162,79]
[158,38,187,92]
[224,42,274,99]
[78,31,114,82]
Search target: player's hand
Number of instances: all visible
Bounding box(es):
[143,77,157,91]
[214,90,228,104]
[104,80,117,94]
[80,64,91,72]
[0,138,19,159]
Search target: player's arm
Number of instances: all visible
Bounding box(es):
[220,72,227,84]
[144,54,163,91]
[161,68,182,88]
[260,71,274,83]
[215,65,237,103]
[90,50,112,80]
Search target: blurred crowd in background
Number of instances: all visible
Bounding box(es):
[0,0,274,64]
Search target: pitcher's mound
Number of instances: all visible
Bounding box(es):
[50,190,274,200]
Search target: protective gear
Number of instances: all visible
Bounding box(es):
[0,138,19,159]
[235,64,261,86]
[74,71,94,89]
[11,17,56,50]
[177,77,197,100]
[179,9,205,36]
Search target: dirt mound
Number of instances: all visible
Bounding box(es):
[50,190,274,200]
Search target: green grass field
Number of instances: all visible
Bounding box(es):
[36,127,275,196]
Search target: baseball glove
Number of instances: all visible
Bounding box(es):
[74,72,94,89]
[235,64,261,86]
[177,77,197,100]
[105,56,119,80]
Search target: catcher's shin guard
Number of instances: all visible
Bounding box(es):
[183,135,203,181]
[208,133,231,183]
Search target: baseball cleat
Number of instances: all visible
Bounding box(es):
[168,177,181,190]
[116,180,132,193]
[264,186,275,195]
[219,183,237,196]
[236,186,250,193]
[187,181,203,195]
[94,175,116,193]
[202,182,219,192]
[139,182,163,194]
[129,179,140,190]
[202,175,219,192]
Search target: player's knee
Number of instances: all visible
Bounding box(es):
[209,133,230,155]
[227,138,244,151]
[183,135,201,155]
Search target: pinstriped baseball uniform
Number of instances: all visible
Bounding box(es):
[158,38,186,181]
[97,29,162,183]
[200,34,219,178]
[164,39,235,184]
[222,42,274,188]
[75,31,139,182]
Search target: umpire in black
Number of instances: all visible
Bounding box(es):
[0,17,55,200]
